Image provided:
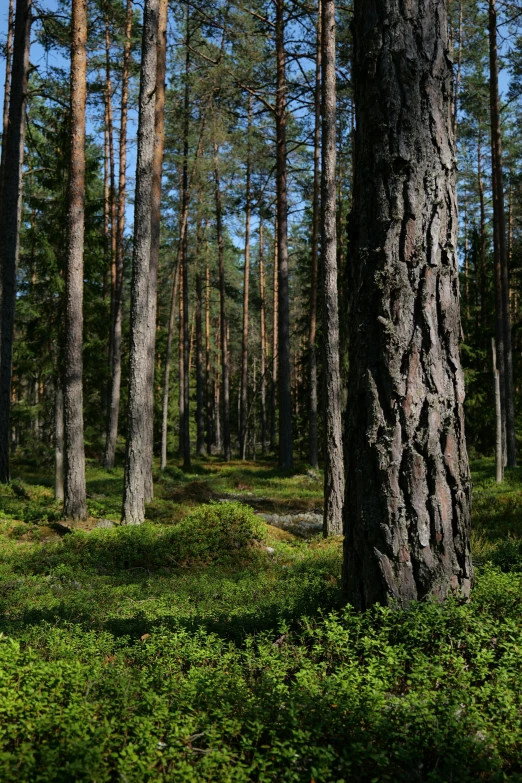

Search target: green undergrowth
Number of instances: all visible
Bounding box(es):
[0,457,522,781]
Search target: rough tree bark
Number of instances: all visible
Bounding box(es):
[63,0,88,520]
[239,97,252,460]
[0,0,31,484]
[488,0,516,468]
[308,0,321,470]
[343,0,473,608]
[214,148,231,461]
[275,0,293,470]
[122,0,159,525]
[321,0,343,536]
[259,220,267,455]
[103,0,132,470]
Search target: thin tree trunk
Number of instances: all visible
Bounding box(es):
[321,0,343,536]
[205,247,212,455]
[259,220,267,455]
[195,219,205,456]
[160,259,180,469]
[0,0,31,484]
[270,219,278,452]
[489,0,516,468]
[344,0,473,609]
[239,96,252,460]
[122,0,159,526]
[63,0,88,520]
[492,337,503,483]
[309,0,321,470]
[214,148,231,461]
[477,132,487,329]
[143,0,168,497]
[452,0,463,141]
[178,261,185,458]
[275,0,293,470]
[0,0,15,275]
[182,217,191,471]
[55,377,64,501]
[104,0,132,469]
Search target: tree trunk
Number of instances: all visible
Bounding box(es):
[178,260,185,458]
[103,0,132,470]
[160,258,180,469]
[63,0,88,520]
[143,0,168,497]
[321,0,343,536]
[477,133,487,329]
[270,218,278,452]
[275,0,293,470]
[122,0,159,526]
[309,0,321,470]
[182,219,191,471]
[205,246,212,455]
[492,337,503,483]
[55,376,64,501]
[344,0,473,609]
[239,96,252,460]
[214,148,231,461]
[488,0,516,468]
[0,0,31,484]
[0,0,15,242]
[195,219,205,456]
[259,220,267,455]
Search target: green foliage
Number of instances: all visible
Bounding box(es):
[2,460,522,781]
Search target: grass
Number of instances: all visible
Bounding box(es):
[1,456,522,781]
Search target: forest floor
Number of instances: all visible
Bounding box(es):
[1,456,522,781]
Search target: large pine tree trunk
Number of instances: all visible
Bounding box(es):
[0,0,31,484]
[308,0,321,470]
[63,0,88,520]
[344,0,473,608]
[103,0,132,470]
[321,0,343,536]
[239,97,252,460]
[275,0,293,470]
[488,0,516,468]
[122,0,159,526]
[205,250,212,455]
[214,149,231,461]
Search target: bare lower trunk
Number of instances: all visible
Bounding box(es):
[178,263,185,458]
[214,149,231,461]
[344,0,473,609]
[122,0,159,526]
[492,338,503,483]
[239,97,252,460]
[160,259,180,469]
[259,221,267,455]
[182,223,191,471]
[270,220,278,452]
[0,0,15,236]
[275,0,293,470]
[489,0,516,468]
[321,0,343,536]
[477,134,487,329]
[63,0,87,521]
[309,0,321,470]
[195,221,205,456]
[143,0,168,499]
[205,251,212,455]
[0,0,31,484]
[55,377,64,501]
